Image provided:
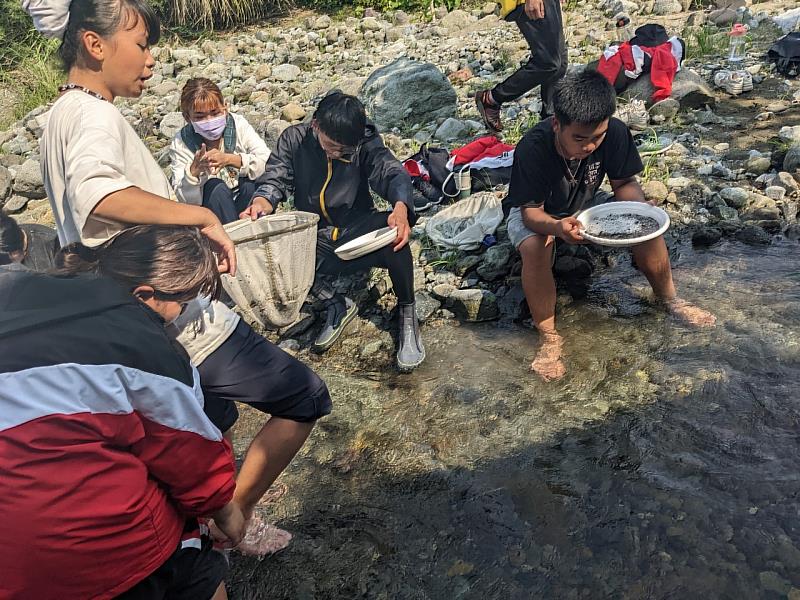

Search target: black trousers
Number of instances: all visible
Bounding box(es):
[491,1,567,115]
[312,211,414,305]
[202,177,257,224]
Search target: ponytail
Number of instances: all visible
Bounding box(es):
[0,211,26,266]
[54,225,220,302]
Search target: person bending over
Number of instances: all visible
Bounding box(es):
[504,70,715,381]
[30,0,328,553]
[0,225,244,600]
[170,77,271,224]
[243,92,425,371]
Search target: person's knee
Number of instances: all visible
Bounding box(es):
[519,236,552,269]
[202,178,232,203]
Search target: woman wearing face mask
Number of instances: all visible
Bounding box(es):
[171,78,271,224]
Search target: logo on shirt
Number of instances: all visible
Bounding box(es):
[584,161,601,187]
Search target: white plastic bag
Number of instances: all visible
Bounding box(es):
[424,191,504,251]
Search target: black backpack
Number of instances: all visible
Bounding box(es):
[768,32,800,77]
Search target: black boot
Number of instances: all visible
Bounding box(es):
[396,303,425,371]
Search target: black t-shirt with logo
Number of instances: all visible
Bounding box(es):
[504,117,643,217]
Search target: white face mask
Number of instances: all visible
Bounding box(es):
[191,114,227,141]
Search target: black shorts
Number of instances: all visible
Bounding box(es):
[198,320,332,432]
[115,521,226,600]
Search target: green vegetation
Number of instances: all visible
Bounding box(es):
[503,112,539,146]
[0,0,62,129]
[682,24,729,60]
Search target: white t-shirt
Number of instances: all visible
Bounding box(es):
[40,90,239,365]
[170,112,271,206]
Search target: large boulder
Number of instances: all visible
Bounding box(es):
[622,68,715,109]
[361,58,457,131]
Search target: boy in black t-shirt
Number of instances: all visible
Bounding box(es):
[504,71,715,381]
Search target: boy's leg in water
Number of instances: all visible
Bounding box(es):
[519,233,566,381]
[507,206,566,381]
[630,236,716,327]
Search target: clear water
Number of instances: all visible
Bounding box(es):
[230,240,800,599]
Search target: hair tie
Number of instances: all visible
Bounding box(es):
[21,0,72,40]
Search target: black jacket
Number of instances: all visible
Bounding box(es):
[253,123,415,237]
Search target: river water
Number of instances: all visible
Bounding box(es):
[230,239,800,600]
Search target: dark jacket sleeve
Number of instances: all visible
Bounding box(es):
[253,125,303,209]
[362,136,416,222]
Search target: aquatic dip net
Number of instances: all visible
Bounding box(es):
[222,212,319,329]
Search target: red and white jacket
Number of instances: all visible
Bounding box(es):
[597,37,684,102]
[0,269,236,600]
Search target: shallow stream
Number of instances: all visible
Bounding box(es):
[230,239,800,600]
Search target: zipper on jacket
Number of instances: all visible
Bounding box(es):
[319,157,338,240]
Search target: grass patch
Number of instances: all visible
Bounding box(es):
[683,25,729,60]
[503,112,540,146]
[0,33,61,130]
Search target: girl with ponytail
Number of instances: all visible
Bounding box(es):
[26,0,329,559]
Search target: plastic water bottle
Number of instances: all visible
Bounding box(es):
[615,15,635,42]
[727,24,747,64]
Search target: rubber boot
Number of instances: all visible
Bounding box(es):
[396,302,425,371]
[313,295,358,353]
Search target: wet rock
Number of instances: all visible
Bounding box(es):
[719,187,749,209]
[735,224,771,245]
[434,118,468,142]
[710,205,739,220]
[476,243,512,281]
[497,281,527,320]
[692,227,723,247]
[361,58,457,131]
[447,288,499,321]
[273,63,302,82]
[623,69,714,109]
[742,194,780,222]
[281,102,306,122]
[3,195,30,213]
[642,180,669,203]
[159,112,185,139]
[11,159,45,199]
[414,291,441,322]
[0,165,11,201]
[554,256,592,279]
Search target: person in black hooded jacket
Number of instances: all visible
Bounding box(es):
[243,92,425,371]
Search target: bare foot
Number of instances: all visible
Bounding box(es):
[530,331,566,381]
[236,515,292,557]
[667,298,716,327]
